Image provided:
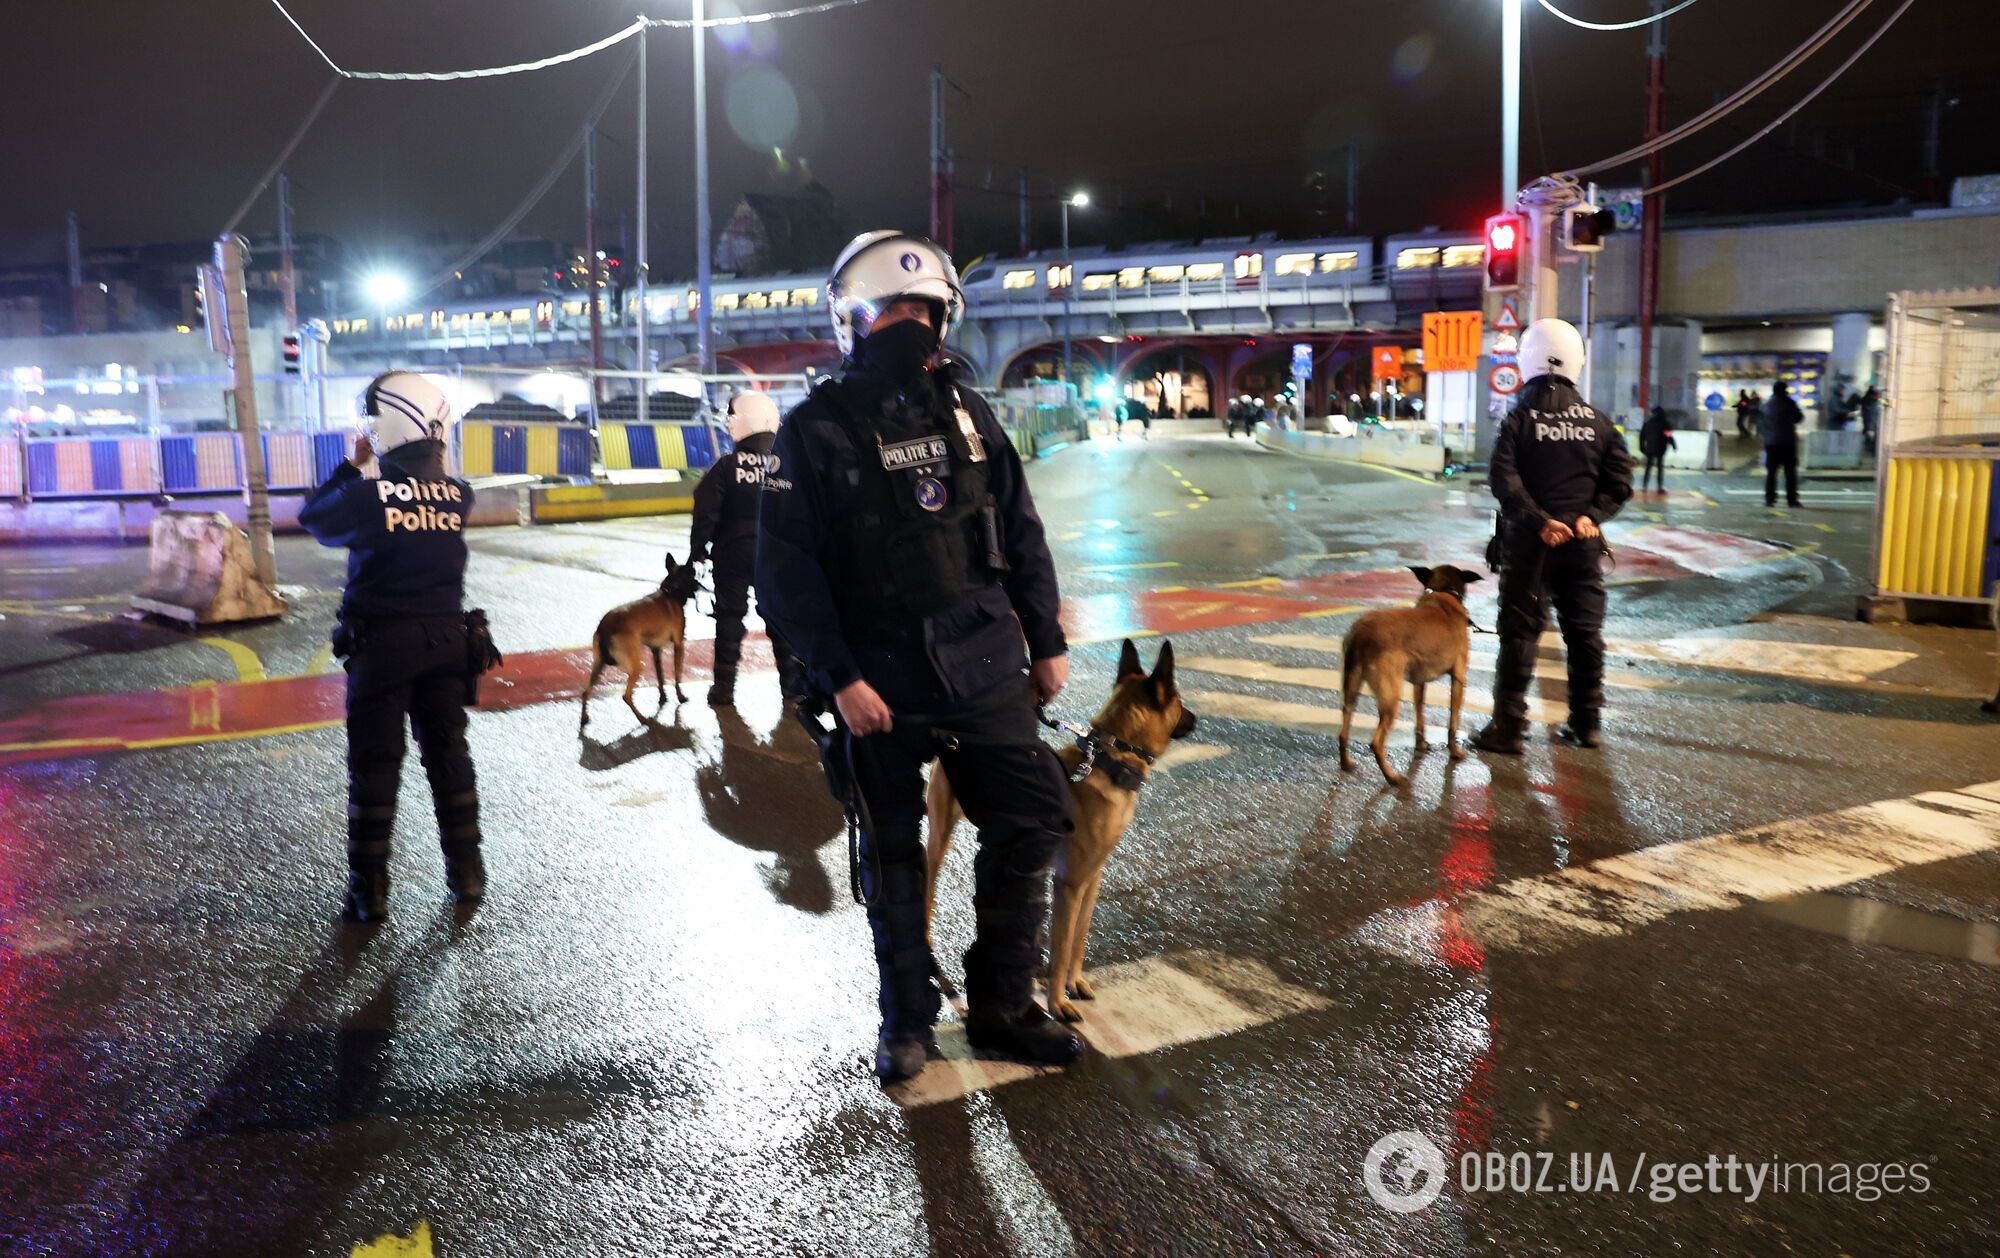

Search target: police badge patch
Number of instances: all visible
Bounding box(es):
[914,476,948,512]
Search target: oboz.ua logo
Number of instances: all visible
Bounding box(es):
[1363,1130,1448,1213]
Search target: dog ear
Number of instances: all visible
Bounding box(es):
[664,551,679,574]
[1150,640,1177,704]
[1117,638,1144,681]
[1408,565,1433,587]
[1462,570,1483,584]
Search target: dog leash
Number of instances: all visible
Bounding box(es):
[1036,707,1155,791]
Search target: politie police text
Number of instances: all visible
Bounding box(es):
[377,478,465,532]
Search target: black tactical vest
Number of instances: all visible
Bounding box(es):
[819,375,1005,617]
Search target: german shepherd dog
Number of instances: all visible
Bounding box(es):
[580,553,698,728]
[1339,564,1483,785]
[924,639,1197,1022]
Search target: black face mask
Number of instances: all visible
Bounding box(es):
[855,317,938,384]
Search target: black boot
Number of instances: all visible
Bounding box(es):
[444,848,486,903]
[874,1029,936,1082]
[965,1001,1082,1066]
[707,680,734,707]
[1470,722,1527,755]
[1555,722,1601,749]
[344,850,390,922]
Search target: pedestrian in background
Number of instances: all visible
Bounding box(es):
[1760,382,1805,508]
[690,391,787,707]
[1638,405,1676,494]
[1860,385,1882,454]
[1734,390,1757,440]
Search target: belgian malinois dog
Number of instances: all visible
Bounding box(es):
[1339,564,1483,785]
[924,639,1197,1023]
[580,553,697,728]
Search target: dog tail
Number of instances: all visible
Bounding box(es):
[1340,633,1359,708]
[593,620,616,667]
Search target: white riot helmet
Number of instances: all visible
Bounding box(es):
[1517,318,1585,384]
[727,391,780,442]
[362,371,451,453]
[826,230,963,356]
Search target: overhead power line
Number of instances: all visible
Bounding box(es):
[1562,0,1877,177]
[1644,0,1915,196]
[1534,0,1701,31]
[262,0,886,82]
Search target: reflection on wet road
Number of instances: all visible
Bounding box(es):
[3,424,1999,1255]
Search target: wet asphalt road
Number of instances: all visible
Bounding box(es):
[3,422,1998,1256]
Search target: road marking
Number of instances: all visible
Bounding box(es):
[351,1221,433,1257]
[1076,561,1181,574]
[303,641,337,675]
[1607,636,1915,685]
[1185,685,1563,730]
[1155,742,1232,772]
[891,950,1328,1107]
[1244,636,1764,699]
[197,636,267,683]
[3,566,79,575]
[1298,550,1368,561]
[1357,783,2000,960]
[1720,487,1871,500]
[1218,576,1283,589]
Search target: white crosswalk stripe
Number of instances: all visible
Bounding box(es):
[1352,782,2000,961]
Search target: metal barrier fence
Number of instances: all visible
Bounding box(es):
[7,431,353,499]
[1873,288,2000,605]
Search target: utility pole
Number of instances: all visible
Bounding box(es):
[1346,144,1359,233]
[66,212,85,334]
[1017,168,1030,254]
[693,0,714,383]
[1637,0,1666,418]
[1922,80,1944,200]
[215,234,278,589]
[1501,0,1521,207]
[635,22,650,423]
[277,172,299,332]
[929,66,955,253]
[584,125,604,426]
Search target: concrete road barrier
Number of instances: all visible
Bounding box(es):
[130,510,287,626]
[1664,429,1724,470]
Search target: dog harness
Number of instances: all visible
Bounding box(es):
[1038,709,1155,793]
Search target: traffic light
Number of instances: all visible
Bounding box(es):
[1563,204,1617,253]
[1483,212,1524,293]
[282,334,302,375]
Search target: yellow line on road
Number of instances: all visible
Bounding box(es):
[196,637,267,683]
[1076,561,1181,574]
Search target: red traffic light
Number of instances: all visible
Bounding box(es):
[1483,212,1525,294]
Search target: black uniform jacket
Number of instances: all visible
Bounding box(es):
[1489,378,1634,532]
[299,442,471,620]
[755,365,1065,712]
[690,429,776,563]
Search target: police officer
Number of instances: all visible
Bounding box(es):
[1472,319,1633,755]
[300,371,486,921]
[691,390,784,706]
[756,231,1080,1082]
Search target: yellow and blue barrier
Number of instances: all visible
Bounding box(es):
[158,434,243,494]
[599,422,727,472]
[24,437,159,497]
[1876,455,1998,601]
[0,442,20,499]
[457,421,594,479]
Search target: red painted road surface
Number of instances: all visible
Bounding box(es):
[0,528,1786,768]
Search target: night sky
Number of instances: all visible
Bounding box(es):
[5,0,1995,274]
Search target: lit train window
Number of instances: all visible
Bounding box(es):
[1319,252,1359,273]
[1047,264,1072,288]
[768,290,789,307]
[1119,266,1147,288]
[1003,269,1038,290]
[564,300,586,316]
[351,318,369,333]
[1274,252,1316,276]
[1396,247,1440,269]
[511,308,530,323]
[1081,273,1115,291]
[715,293,740,311]
[1186,262,1224,281]
[431,310,446,328]
[1148,264,1185,283]
[535,301,553,324]
[1234,253,1263,280]
[743,291,769,310]
[332,320,350,334]
[1442,245,1484,268]
[791,288,820,306]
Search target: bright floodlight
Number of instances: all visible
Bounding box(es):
[364,272,410,306]
[1069,192,1090,208]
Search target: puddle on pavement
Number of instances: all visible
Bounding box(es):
[1758,892,2000,968]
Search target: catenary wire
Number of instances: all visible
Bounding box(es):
[1644,0,1914,197]
[1562,0,1875,176]
[1534,0,1702,32]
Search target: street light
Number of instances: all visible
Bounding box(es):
[1061,191,1088,395]
[363,272,409,307]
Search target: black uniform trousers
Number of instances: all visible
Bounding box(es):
[343,618,480,870]
[1494,532,1609,734]
[1764,444,1800,505]
[849,675,1072,1037]
[710,539,755,683]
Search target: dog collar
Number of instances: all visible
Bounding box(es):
[1039,709,1156,792]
